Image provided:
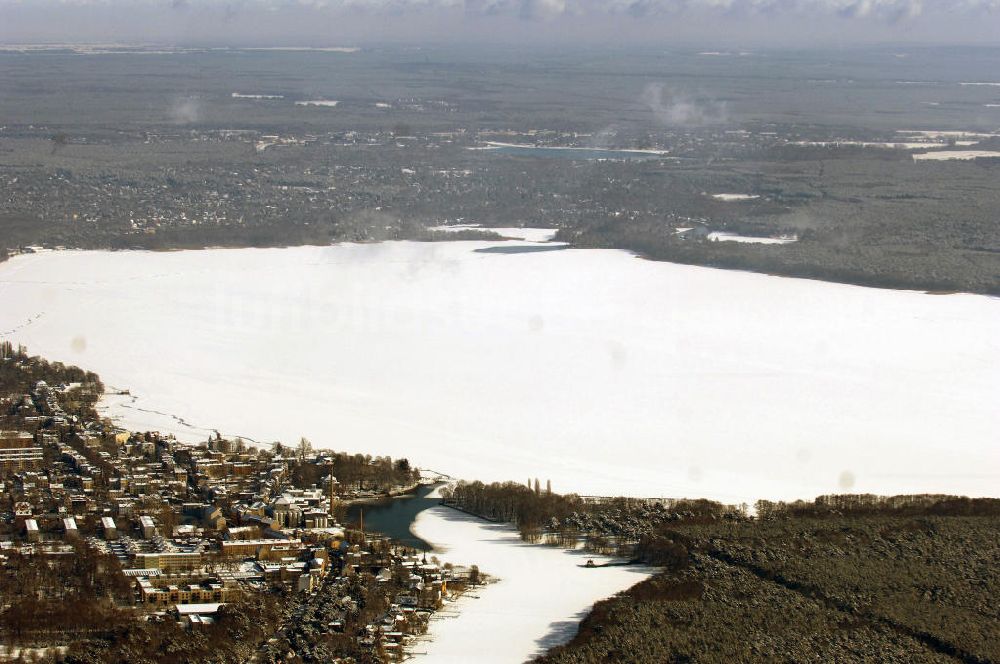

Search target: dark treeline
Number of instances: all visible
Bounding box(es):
[565,219,1000,296]
[442,480,570,526]
[756,493,1000,519]
[442,480,740,550]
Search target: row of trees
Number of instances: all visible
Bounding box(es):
[755,494,1000,520]
[442,480,739,546]
[442,480,580,537]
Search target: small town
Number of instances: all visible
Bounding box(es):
[0,341,479,663]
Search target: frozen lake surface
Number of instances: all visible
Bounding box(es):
[0,242,997,503]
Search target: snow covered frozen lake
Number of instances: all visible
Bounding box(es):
[0,241,998,504]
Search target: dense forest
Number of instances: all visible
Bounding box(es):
[0,542,133,641]
[65,595,285,664]
[535,497,1000,663]
[441,481,1000,662]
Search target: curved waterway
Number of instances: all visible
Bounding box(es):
[346,486,656,662]
[344,483,441,551]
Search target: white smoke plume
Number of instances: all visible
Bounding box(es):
[641,83,727,127]
[169,97,202,125]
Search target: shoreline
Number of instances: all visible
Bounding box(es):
[474,141,673,156]
[5,233,996,298]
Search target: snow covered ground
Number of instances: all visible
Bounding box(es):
[791,140,951,149]
[0,242,997,503]
[411,488,653,663]
[477,141,670,156]
[232,92,284,100]
[912,150,1000,161]
[711,193,760,201]
[897,130,1000,140]
[707,232,798,244]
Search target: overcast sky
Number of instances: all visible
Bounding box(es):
[1,0,999,47]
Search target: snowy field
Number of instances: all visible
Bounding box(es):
[0,242,998,503]
[478,141,671,156]
[707,232,798,245]
[411,488,653,663]
[231,92,284,100]
[791,140,951,149]
[710,193,760,201]
[912,150,1000,161]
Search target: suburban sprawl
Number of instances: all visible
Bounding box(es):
[0,342,483,663]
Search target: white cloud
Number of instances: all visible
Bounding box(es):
[0,0,997,44]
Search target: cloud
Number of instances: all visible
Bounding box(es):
[0,0,997,44]
[518,0,567,19]
[599,0,931,21]
[169,96,202,124]
[1,0,992,19]
[835,0,923,21]
[641,83,727,127]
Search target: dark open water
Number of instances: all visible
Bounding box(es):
[344,483,442,551]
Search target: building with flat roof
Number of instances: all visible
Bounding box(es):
[101,516,118,540]
[24,518,40,542]
[137,578,237,607]
[133,551,203,573]
[0,432,43,473]
[139,515,156,538]
[220,538,304,559]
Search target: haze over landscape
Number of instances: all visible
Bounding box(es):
[3,0,1000,46]
[0,10,998,662]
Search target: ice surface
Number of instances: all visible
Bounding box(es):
[0,242,997,504]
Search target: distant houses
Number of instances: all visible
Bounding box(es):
[0,351,459,661]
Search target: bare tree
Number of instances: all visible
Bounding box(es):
[298,437,312,462]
